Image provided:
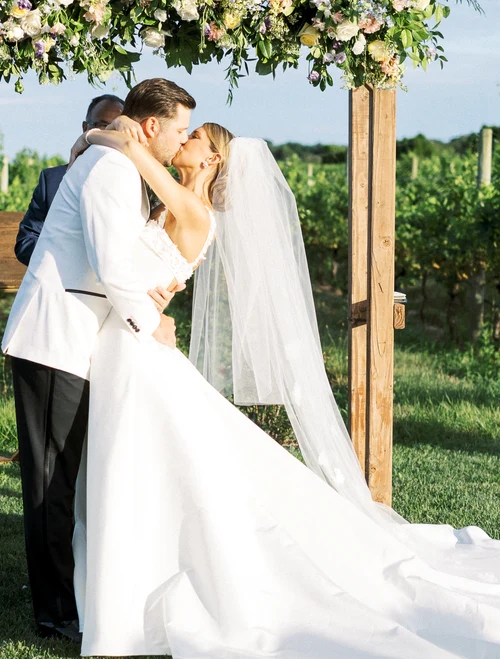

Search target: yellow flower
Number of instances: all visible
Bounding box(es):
[45,37,56,51]
[223,11,241,30]
[299,24,320,48]
[368,39,390,62]
[10,5,28,17]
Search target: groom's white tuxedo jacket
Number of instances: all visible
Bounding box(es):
[2,145,160,380]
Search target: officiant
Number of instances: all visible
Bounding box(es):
[15,93,125,266]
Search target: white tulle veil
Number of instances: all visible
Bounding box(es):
[189,137,500,578]
[189,137,384,518]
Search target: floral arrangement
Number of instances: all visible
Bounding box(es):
[0,0,478,95]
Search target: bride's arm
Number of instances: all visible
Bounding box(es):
[71,127,209,231]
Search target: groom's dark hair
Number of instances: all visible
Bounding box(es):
[123,79,196,123]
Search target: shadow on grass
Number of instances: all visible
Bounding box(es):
[395,376,500,412]
[394,415,500,458]
[0,487,22,499]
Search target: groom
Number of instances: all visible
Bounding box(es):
[2,79,196,642]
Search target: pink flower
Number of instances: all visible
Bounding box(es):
[359,16,383,34]
[312,17,325,31]
[83,2,106,23]
[392,0,408,11]
[332,11,343,24]
[381,56,400,78]
[205,20,224,41]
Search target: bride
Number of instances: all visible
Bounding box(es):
[71,119,500,658]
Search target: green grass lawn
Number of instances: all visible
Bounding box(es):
[1,283,499,658]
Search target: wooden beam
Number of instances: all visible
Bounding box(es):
[0,212,25,292]
[366,89,396,506]
[348,86,370,479]
[348,87,397,507]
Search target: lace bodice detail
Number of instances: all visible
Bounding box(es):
[139,208,216,285]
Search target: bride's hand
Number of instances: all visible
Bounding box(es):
[148,282,187,313]
[106,116,149,147]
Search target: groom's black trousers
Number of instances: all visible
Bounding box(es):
[10,357,89,626]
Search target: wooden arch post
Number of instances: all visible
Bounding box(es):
[348,85,397,507]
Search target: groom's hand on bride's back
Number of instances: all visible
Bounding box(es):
[152,314,177,349]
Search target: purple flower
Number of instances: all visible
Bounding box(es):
[34,40,45,59]
[330,39,342,51]
[260,16,271,34]
[334,51,346,64]
[204,23,211,36]
[308,70,320,83]
[17,0,32,9]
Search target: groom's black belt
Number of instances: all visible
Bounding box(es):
[65,289,106,299]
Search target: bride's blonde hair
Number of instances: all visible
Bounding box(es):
[203,122,235,203]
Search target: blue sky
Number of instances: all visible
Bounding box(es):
[0,0,498,159]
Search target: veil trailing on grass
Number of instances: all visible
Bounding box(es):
[189,137,378,517]
[189,138,500,583]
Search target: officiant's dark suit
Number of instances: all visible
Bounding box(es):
[15,165,67,265]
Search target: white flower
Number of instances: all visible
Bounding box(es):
[58,0,74,5]
[20,9,42,37]
[69,33,80,46]
[352,32,366,55]
[92,23,109,38]
[50,21,66,35]
[142,26,165,48]
[5,25,25,41]
[97,68,114,81]
[153,8,167,21]
[172,0,199,22]
[412,0,429,8]
[335,19,359,41]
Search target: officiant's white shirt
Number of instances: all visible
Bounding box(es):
[2,145,160,380]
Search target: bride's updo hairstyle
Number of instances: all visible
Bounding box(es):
[203,122,235,207]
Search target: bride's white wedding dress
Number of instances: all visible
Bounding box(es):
[73,210,500,659]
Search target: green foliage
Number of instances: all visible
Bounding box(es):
[280,154,349,288]
[0,141,65,212]
[0,0,481,99]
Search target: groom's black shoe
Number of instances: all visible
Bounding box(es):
[37,619,82,644]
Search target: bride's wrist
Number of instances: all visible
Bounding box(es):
[84,128,100,146]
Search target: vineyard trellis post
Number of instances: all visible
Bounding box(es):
[348,85,397,507]
[1,156,8,194]
[468,127,493,343]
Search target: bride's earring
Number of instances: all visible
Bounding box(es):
[201,160,209,169]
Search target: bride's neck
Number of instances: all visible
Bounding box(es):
[177,168,211,206]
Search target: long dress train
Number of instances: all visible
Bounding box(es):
[73,212,500,658]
